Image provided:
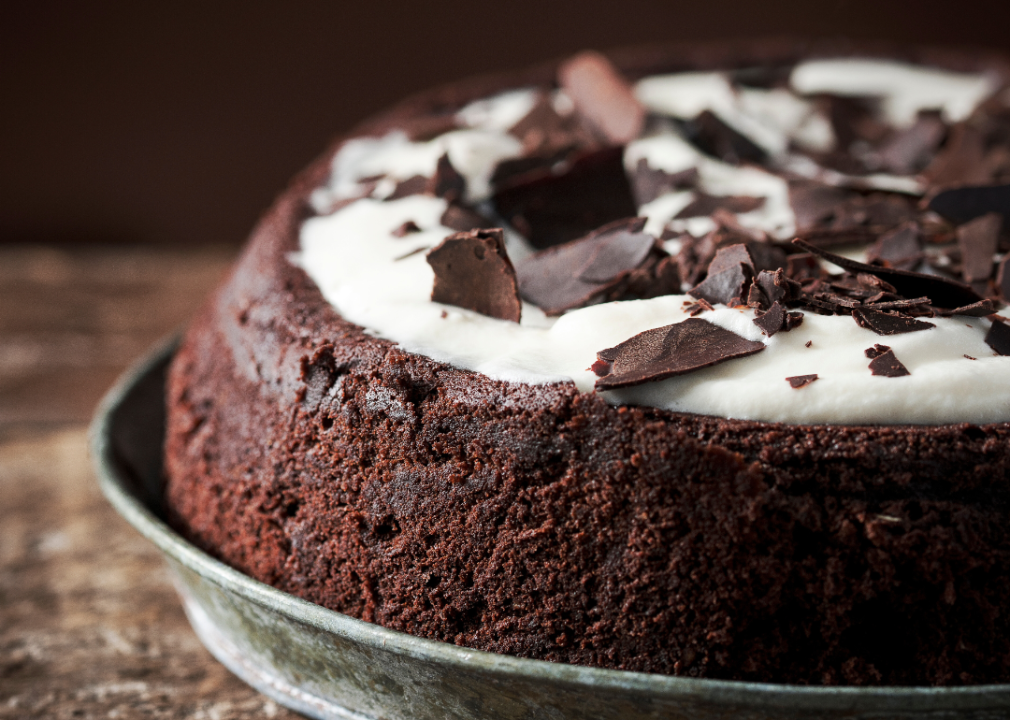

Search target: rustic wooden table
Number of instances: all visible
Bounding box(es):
[0,245,302,719]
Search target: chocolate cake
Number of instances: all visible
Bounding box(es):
[164,41,1010,686]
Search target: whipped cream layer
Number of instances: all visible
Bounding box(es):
[296,58,1009,426]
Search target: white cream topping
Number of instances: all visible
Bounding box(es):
[790,58,998,127]
[297,62,1010,426]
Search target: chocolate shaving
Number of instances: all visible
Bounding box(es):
[391,220,422,237]
[431,153,466,203]
[593,318,765,390]
[789,182,853,232]
[754,302,786,337]
[675,193,766,219]
[867,223,922,271]
[516,218,665,315]
[787,374,818,389]
[427,228,521,322]
[928,184,1010,230]
[557,51,645,145]
[852,307,935,335]
[957,212,1001,283]
[631,158,698,206]
[998,256,1010,301]
[792,238,984,310]
[682,110,767,165]
[876,111,946,175]
[440,204,495,232]
[386,175,430,200]
[507,94,594,156]
[493,146,638,249]
[865,345,910,377]
[985,319,1010,356]
[689,263,751,306]
[393,246,430,261]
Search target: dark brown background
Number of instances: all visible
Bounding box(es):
[3,0,1010,251]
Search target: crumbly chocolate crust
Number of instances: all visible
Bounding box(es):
[166,42,1010,686]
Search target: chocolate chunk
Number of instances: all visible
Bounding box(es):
[957,212,1001,283]
[682,110,767,165]
[427,228,521,323]
[594,318,765,390]
[755,269,799,306]
[787,374,818,389]
[876,112,946,175]
[391,221,422,237]
[928,184,1010,230]
[557,51,645,145]
[516,218,660,315]
[922,123,994,189]
[985,319,1010,356]
[792,239,984,310]
[707,244,756,277]
[789,182,852,232]
[631,158,698,206]
[688,263,751,306]
[674,193,766,219]
[507,94,594,155]
[865,345,910,377]
[440,204,494,232]
[431,153,466,203]
[387,175,430,200]
[998,256,1010,300]
[867,223,922,271]
[754,302,787,337]
[852,308,935,335]
[493,146,638,249]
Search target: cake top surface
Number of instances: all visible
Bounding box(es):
[293,50,1010,425]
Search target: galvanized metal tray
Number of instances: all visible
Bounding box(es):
[90,340,1010,719]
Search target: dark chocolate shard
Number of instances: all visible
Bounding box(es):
[867,223,922,271]
[427,228,521,322]
[440,204,494,232]
[945,299,999,317]
[493,146,639,249]
[688,263,752,306]
[792,238,984,310]
[852,308,936,335]
[682,110,767,165]
[957,212,1001,283]
[865,345,910,377]
[557,51,646,145]
[755,269,799,306]
[393,246,430,262]
[391,220,422,237]
[789,182,852,232]
[707,243,756,277]
[507,94,594,156]
[754,301,787,337]
[631,158,698,206]
[998,256,1010,301]
[594,318,765,390]
[923,124,997,189]
[787,374,818,389]
[674,193,766,219]
[928,184,1010,230]
[516,218,660,315]
[431,153,466,203]
[387,175,430,200]
[876,111,946,175]
[986,319,1010,356]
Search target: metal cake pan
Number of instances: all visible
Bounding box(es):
[90,340,1010,719]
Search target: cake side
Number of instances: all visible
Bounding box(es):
[165,43,1010,685]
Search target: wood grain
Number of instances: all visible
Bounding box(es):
[0,246,301,719]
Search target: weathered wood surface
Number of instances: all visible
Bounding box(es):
[0,245,301,719]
